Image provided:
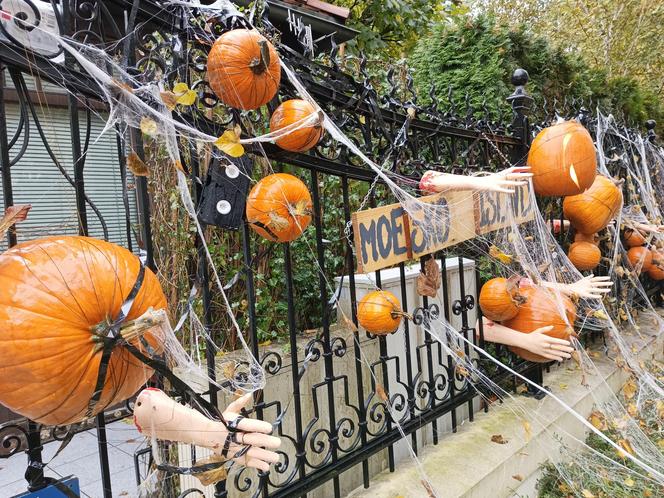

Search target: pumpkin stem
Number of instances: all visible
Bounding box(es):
[249,40,271,75]
[91,309,166,354]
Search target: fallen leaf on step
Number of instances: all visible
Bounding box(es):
[511,474,523,482]
[420,480,436,498]
[491,434,508,444]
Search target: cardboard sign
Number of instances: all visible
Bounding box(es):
[352,186,535,273]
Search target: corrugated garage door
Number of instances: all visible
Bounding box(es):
[0,100,138,250]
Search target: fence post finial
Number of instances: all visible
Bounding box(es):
[506,68,533,166]
[646,119,657,142]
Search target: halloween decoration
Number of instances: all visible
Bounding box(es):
[563,175,623,234]
[479,277,525,322]
[246,173,312,242]
[207,29,281,110]
[502,287,576,363]
[627,246,653,272]
[199,155,253,230]
[0,236,167,425]
[568,241,601,271]
[270,99,323,152]
[357,290,403,335]
[624,228,646,247]
[527,120,597,196]
[134,389,281,473]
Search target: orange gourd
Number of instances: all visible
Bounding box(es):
[648,264,664,280]
[270,99,323,152]
[246,173,312,242]
[0,236,167,425]
[623,229,646,247]
[357,290,403,335]
[527,120,597,196]
[207,29,281,110]
[652,249,664,267]
[627,246,653,272]
[563,175,623,234]
[568,241,601,271]
[503,287,576,363]
[479,277,525,321]
[574,232,599,245]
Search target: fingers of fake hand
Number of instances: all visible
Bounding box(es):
[233,446,281,472]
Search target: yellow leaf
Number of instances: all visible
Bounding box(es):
[657,439,664,449]
[627,402,638,417]
[214,129,245,157]
[259,340,272,347]
[617,438,635,458]
[489,245,513,265]
[589,410,607,431]
[644,489,653,497]
[173,82,189,95]
[522,420,532,441]
[174,160,185,173]
[140,117,158,136]
[591,309,608,320]
[126,151,148,176]
[581,490,595,498]
[623,379,637,400]
[624,477,635,487]
[358,115,366,124]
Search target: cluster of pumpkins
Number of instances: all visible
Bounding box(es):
[624,229,664,280]
[206,29,327,244]
[529,120,623,273]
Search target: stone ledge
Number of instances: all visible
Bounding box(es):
[348,311,664,498]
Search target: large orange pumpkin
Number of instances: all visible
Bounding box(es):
[246,173,312,242]
[527,121,597,196]
[503,287,576,363]
[270,99,323,152]
[562,175,623,234]
[479,277,524,322]
[207,29,281,110]
[568,241,601,271]
[627,246,653,272]
[648,264,664,281]
[0,236,167,425]
[357,290,403,335]
[623,229,646,247]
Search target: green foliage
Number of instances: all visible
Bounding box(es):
[410,15,664,126]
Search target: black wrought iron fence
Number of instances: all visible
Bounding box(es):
[0,2,659,498]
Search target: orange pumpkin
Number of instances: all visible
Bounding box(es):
[0,236,167,425]
[652,249,664,267]
[207,29,281,110]
[479,277,524,322]
[528,120,597,196]
[270,99,323,152]
[246,173,312,242]
[627,246,653,272]
[503,287,576,363]
[568,241,601,271]
[623,229,646,247]
[648,264,664,280]
[357,290,403,335]
[574,232,599,245]
[563,175,623,234]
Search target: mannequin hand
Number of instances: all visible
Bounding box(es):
[521,326,574,362]
[566,275,613,299]
[472,166,533,194]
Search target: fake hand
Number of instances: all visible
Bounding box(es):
[133,389,281,472]
[419,166,532,194]
[521,325,574,362]
[564,275,613,299]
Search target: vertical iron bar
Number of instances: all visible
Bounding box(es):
[341,176,370,488]
[310,170,341,497]
[0,69,16,247]
[439,255,457,432]
[456,255,474,422]
[398,263,417,452]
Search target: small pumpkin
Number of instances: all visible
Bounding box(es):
[246,173,312,242]
[627,246,653,273]
[652,248,664,267]
[270,99,323,152]
[503,287,576,363]
[623,228,646,247]
[648,264,664,281]
[207,29,281,110]
[479,277,525,322]
[574,232,599,245]
[527,120,597,196]
[0,236,167,425]
[563,175,623,234]
[568,241,601,271]
[357,290,403,335]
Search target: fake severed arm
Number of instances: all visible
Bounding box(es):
[539,275,613,300]
[133,388,281,471]
[420,166,532,194]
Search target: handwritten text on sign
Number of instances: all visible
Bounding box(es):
[352,185,534,273]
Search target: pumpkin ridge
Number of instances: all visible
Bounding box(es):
[0,299,91,326]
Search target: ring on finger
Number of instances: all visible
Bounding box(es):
[230,431,245,445]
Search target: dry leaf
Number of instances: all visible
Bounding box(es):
[522,420,532,441]
[160,91,178,111]
[111,78,134,93]
[140,117,158,136]
[192,455,229,486]
[588,410,607,431]
[376,384,388,402]
[490,434,508,444]
[126,151,148,177]
[624,477,635,487]
[420,480,435,498]
[591,309,608,320]
[221,361,236,380]
[174,160,185,173]
[173,82,197,106]
[0,204,30,237]
[627,402,638,417]
[489,245,513,265]
[644,489,653,497]
[259,340,272,347]
[581,490,595,498]
[617,438,634,457]
[342,315,358,333]
[214,128,244,157]
[511,474,523,482]
[417,257,441,298]
[268,211,291,231]
[622,379,637,400]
